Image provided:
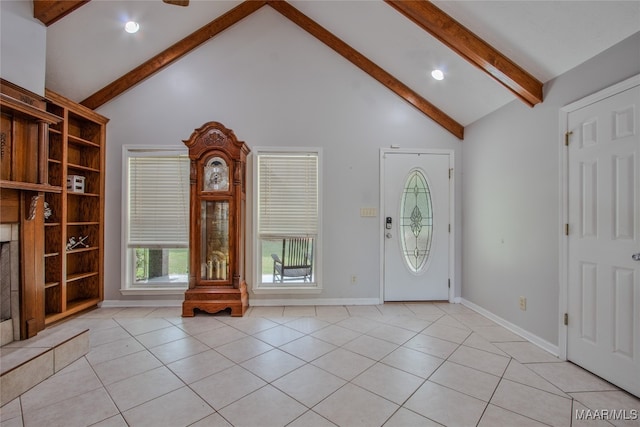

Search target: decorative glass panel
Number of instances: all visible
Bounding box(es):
[400,169,433,273]
[204,157,229,191]
[201,200,229,280]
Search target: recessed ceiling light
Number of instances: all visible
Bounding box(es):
[431,69,444,81]
[124,21,140,34]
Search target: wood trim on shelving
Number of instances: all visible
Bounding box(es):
[0,180,62,193]
[384,0,543,107]
[46,89,109,124]
[0,94,62,124]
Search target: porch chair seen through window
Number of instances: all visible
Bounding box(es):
[271,238,313,282]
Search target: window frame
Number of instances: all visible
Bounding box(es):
[121,146,190,295]
[252,147,323,294]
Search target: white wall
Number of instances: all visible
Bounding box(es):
[97,7,463,303]
[0,0,46,95]
[461,31,640,346]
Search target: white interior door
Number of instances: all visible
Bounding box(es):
[567,83,640,397]
[383,151,450,301]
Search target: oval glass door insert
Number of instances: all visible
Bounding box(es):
[400,169,433,273]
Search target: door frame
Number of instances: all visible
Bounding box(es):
[558,73,640,360]
[379,148,455,304]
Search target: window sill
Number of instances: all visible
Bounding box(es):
[120,287,187,296]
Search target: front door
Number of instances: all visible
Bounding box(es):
[382,151,450,301]
[567,82,640,396]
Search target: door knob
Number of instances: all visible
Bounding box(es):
[386,233,392,239]
[633,253,640,261]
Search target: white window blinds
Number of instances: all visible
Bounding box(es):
[258,153,318,236]
[127,153,190,247]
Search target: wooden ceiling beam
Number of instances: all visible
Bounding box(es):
[33,1,89,26]
[81,1,267,110]
[385,0,543,107]
[267,1,463,139]
[79,0,463,138]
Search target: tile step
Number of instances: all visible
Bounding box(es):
[0,327,90,406]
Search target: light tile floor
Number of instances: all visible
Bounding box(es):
[1,303,639,427]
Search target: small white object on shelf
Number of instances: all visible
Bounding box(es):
[67,175,86,193]
[66,235,89,251]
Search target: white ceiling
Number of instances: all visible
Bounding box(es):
[45,0,640,127]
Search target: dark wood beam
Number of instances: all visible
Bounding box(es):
[33,0,89,26]
[81,1,268,110]
[79,0,463,138]
[385,0,543,107]
[267,1,463,139]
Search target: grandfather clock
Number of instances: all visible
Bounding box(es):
[182,122,250,317]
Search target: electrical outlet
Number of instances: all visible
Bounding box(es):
[351,275,357,284]
[519,296,527,311]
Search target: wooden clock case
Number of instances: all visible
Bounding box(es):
[181,122,249,317]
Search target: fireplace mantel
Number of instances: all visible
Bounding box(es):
[0,79,60,339]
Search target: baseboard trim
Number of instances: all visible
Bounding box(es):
[101,297,382,308]
[101,300,182,308]
[460,298,560,357]
[250,298,381,307]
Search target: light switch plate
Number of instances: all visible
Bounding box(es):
[360,208,377,217]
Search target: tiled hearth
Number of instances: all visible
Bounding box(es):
[1,221,90,407]
[0,325,89,406]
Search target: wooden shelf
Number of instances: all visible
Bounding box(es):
[68,134,100,148]
[67,221,100,226]
[66,298,101,311]
[44,252,60,258]
[0,180,62,193]
[45,298,100,325]
[67,163,100,173]
[67,192,100,197]
[66,271,99,283]
[66,246,99,255]
[44,282,60,289]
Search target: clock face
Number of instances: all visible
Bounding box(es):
[204,157,229,191]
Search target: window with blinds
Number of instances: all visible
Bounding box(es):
[258,153,318,236]
[255,150,321,288]
[123,147,190,290]
[128,154,190,247]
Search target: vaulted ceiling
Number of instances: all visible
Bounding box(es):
[39,0,640,139]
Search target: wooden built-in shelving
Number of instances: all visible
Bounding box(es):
[43,89,108,326]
